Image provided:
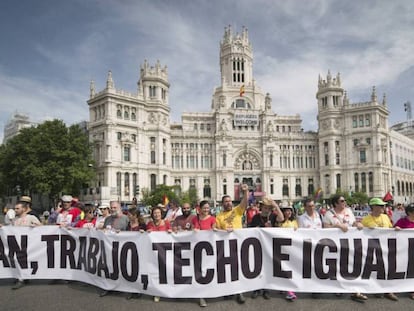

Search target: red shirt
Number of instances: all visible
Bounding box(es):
[395,217,414,228]
[192,215,216,230]
[75,218,96,228]
[246,208,259,225]
[146,220,171,232]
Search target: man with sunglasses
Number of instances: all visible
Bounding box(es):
[95,203,110,229]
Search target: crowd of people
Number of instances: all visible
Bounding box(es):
[2,187,414,306]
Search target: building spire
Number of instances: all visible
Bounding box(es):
[371,86,377,102]
[106,70,114,89]
[90,80,95,98]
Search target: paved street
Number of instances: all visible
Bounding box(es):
[1,278,413,311]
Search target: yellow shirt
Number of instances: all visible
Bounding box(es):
[216,205,245,230]
[361,214,392,228]
[279,219,298,229]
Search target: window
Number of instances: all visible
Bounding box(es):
[282,178,289,196]
[333,96,339,106]
[354,173,359,192]
[308,179,314,196]
[366,138,371,145]
[361,172,366,193]
[131,110,136,121]
[360,149,366,163]
[336,174,341,189]
[124,110,129,119]
[322,97,327,108]
[117,108,122,118]
[365,114,371,127]
[124,173,130,195]
[235,99,247,108]
[189,179,196,189]
[163,152,166,165]
[223,153,226,167]
[295,179,302,196]
[116,172,121,196]
[132,134,136,142]
[325,154,329,166]
[203,179,211,198]
[353,139,359,146]
[149,86,156,97]
[336,153,340,165]
[359,115,364,127]
[352,116,357,128]
[150,174,156,191]
[151,151,156,164]
[194,123,198,130]
[123,145,130,162]
[368,172,373,192]
[117,132,122,140]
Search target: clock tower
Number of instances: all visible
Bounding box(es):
[219,25,253,89]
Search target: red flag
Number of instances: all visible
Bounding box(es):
[383,191,393,202]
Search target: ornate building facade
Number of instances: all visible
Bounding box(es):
[86,26,414,204]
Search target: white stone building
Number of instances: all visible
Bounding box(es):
[86,26,414,204]
[3,112,37,144]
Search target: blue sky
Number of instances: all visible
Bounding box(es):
[1,0,414,142]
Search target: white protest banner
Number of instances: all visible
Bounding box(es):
[1,226,414,297]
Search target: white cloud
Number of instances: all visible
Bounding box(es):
[1,0,414,141]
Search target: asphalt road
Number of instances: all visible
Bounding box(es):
[1,279,413,311]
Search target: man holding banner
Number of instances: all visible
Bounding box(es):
[215,183,249,303]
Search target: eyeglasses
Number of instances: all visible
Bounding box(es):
[63,201,71,203]
[339,199,346,203]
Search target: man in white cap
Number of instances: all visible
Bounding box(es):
[48,195,81,226]
[95,203,110,229]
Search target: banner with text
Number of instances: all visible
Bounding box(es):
[1,226,414,297]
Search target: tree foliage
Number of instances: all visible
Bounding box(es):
[180,187,199,207]
[329,189,369,205]
[0,119,95,200]
[140,184,180,207]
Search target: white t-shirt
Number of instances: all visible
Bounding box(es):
[323,207,356,227]
[298,212,322,228]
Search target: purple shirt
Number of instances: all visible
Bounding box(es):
[395,217,414,228]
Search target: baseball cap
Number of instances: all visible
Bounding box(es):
[61,195,73,202]
[369,198,386,206]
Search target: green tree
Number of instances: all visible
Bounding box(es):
[140,184,179,207]
[0,119,95,201]
[329,189,368,205]
[180,187,199,207]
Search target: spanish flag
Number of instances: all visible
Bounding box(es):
[239,84,245,97]
[162,194,169,207]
